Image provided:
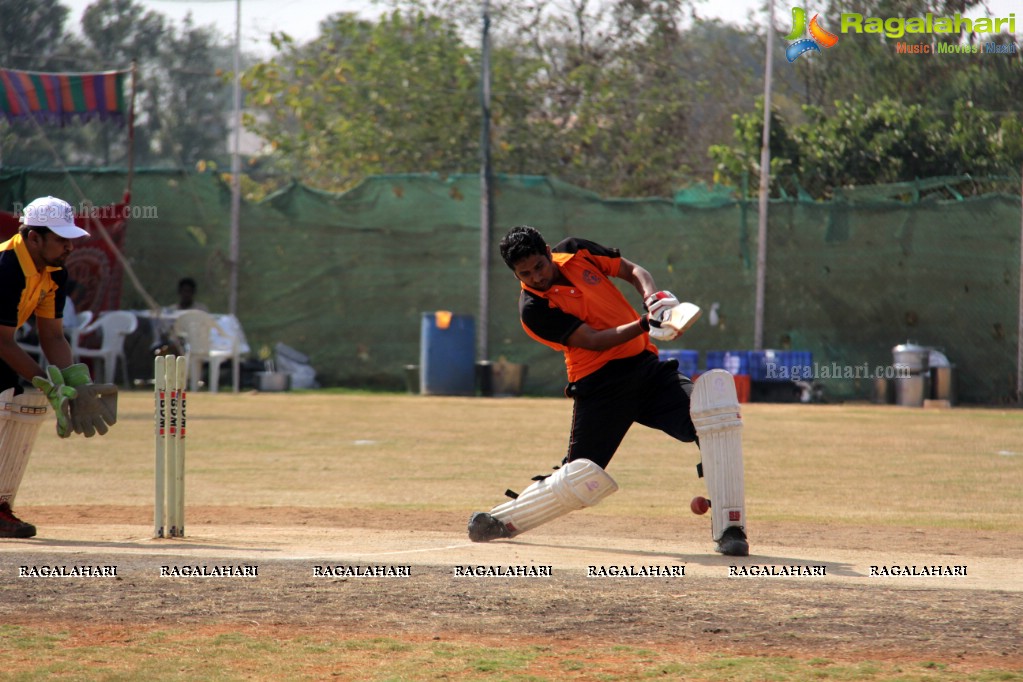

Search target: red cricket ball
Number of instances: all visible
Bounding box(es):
[690,496,710,515]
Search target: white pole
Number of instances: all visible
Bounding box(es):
[228,0,242,317]
[754,0,776,351]
[479,0,493,365]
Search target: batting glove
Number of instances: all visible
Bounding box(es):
[644,290,679,318]
[647,310,679,342]
[61,364,118,438]
[31,365,76,438]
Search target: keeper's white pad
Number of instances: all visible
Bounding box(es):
[490,458,618,537]
[0,388,49,506]
[690,370,745,541]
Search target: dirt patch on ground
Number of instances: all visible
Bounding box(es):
[20,504,1023,558]
[2,506,1021,672]
[4,556,1021,668]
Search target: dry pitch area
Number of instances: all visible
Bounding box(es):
[0,390,1020,680]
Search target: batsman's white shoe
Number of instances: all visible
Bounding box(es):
[715,526,749,556]
[467,512,511,542]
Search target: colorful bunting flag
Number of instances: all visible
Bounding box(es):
[0,68,128,126]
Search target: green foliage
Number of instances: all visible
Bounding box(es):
[0,0,93,168]
[537,1,700,196]
[709,100,801,197]
[748,0,1023,198]
[792,0,995,109]
[710,96,1022,199]
[1,0,1019,199]
[0,0,76,71]
[242,11,483,190]
[150,17,233,167]
[80,0,165,65]
[0,0,231,170]
[242,1,761,196]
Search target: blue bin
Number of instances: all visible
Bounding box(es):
[659,349,699,377]
[420,312,476,395]
[787,351,813,380]
[706,350,749,376]
[749,350,814,381]
[749,350,784,380]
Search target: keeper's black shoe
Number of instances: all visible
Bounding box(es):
[0,502,37,539]
[715,526,749,556]
[467,512,511,542]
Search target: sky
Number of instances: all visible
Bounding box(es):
[58,0,1020,57]
[56,0,765,55]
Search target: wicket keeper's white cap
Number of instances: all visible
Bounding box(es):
[19,196,90,239]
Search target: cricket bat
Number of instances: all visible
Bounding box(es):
[655,302,702,336]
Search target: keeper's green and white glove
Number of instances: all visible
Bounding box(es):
[31,365,76,438]
[61,364,119,438]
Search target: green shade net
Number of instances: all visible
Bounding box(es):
[1,169,1019,403]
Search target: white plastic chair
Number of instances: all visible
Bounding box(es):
[16,323,45,368]
[173,310,243,392]
[66,309,95,364]
[74,311,139,387]
[18,310,95,369]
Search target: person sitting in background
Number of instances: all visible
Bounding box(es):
[154,277,209,356]
[166,277,209,313]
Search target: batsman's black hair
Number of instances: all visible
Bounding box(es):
[19,225,52,237]
[499,225,548,270]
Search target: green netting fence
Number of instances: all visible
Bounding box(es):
[1,168,1020,404]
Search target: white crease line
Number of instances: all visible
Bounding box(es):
[287,543,476,560]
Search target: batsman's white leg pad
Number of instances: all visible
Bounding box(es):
[0,389,49,506]
[691,370,745,541]
[490,459,618,537]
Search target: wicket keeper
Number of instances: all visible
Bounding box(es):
[0,196,118,538]
[467,225,749,556]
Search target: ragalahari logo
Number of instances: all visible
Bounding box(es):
[785,7,839,62]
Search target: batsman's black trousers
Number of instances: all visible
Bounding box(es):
[564,350,697,469]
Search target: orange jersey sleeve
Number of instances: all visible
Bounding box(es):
[518,239,655,382]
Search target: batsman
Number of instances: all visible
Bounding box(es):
[0,197,118,538]
[467,225,748,556]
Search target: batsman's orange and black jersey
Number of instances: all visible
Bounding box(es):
[518,238,655,382]
[0,233,67,329]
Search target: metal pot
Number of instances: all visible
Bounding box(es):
[256,371,290,392]
[892,342,930,373]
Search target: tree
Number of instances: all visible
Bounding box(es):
[243,11,483,189]
[0,0,93,168]
[151,17,232,167]
[708,99,802,198]
[0,0,77,71]
[710,96,1022,199]
[786,0,991,109]
[709,0,1023,198]
[244,0,758,197]
[777,0,1023,150]
[0,1,235,170]
[238,0,1020,198]
[79,0,165,166]
[517,0,700,196]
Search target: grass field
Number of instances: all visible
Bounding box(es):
[1,389,1021,681]
[20,390,1023,529]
